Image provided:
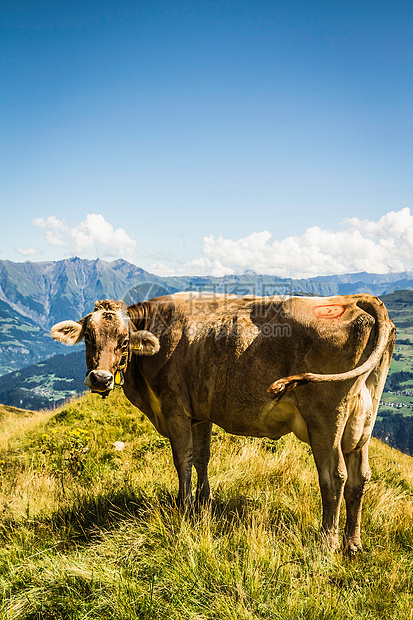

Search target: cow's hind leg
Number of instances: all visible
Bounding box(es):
[192,420,212,505]
[310,432,348,552]
[343,441,371,554]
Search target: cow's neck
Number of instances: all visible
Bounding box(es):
[127,301,157,332]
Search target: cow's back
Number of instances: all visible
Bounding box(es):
[168,293,382,428]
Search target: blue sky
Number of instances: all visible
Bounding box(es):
[1,0,413,277]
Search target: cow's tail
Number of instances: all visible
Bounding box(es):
[268,297,394,402]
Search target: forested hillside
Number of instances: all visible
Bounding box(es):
[373,290,413,455]
[0,299,64,375]
[0,350,85,410]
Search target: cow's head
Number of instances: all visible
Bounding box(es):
[51,300,160,397]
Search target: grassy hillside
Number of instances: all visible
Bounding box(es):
[381,289,413,327]
[0,391,412,619]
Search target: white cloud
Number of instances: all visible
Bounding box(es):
[30,208,413,277]
[33,213,136,259]
[149,208,413,278]
[17,247,42,257]
[33,216,67,247]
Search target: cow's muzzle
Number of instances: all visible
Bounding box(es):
[84,370,114,397]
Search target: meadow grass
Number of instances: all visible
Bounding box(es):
[0,391,412,619]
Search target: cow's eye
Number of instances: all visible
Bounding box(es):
[84,333,91,344]
[117,338,129,351]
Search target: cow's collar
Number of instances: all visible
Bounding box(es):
[97,343,140,398]
[114,349,129,387]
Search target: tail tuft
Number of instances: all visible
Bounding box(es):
[268,375,312,402]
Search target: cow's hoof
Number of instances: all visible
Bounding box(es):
[195,495,212,510]
[320,530,340,553]
[343,538,363,556]
[175,496,194,514]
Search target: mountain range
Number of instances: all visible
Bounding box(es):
[1,257,413,331]
[0,257,413,377]
[0,257,412,372]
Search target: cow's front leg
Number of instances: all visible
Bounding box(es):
[310,433,348,551]
[343,441,371,554]
[192,420,212,505]
[167,413,193,507]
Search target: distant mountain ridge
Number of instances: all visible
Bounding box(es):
[1,257,413,332]
[0,257,413,378]
[0,257,159,329]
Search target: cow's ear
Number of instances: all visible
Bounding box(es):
[51,320,85,345]
[130,330,160,356]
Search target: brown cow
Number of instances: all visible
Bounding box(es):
[51,293,395,553]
